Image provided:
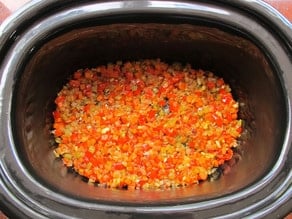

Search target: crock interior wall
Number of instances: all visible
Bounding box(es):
[12,24,286,204]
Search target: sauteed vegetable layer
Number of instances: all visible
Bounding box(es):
[53,59,242,189]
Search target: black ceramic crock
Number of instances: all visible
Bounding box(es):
[0,0,291,218]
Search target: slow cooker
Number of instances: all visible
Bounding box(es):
[0,0,291,218]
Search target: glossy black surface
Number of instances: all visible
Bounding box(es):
[0,1,291,218]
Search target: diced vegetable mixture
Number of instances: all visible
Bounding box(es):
[52,59,242,189]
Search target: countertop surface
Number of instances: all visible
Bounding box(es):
[0,0,291,219]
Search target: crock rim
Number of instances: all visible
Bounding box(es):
[0,1,291,218]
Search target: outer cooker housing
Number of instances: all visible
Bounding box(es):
[0,1,291,218]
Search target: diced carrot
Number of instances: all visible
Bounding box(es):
[52,59,242,190]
